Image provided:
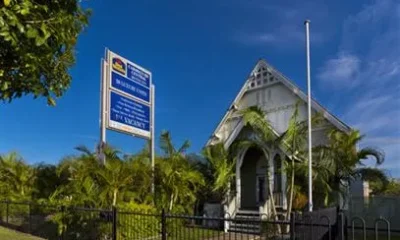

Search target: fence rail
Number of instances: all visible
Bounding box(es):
[0,200,397,240]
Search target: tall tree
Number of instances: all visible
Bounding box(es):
[276,106,308,219]
[53,151,100,207]
[314,129,385,206]
[155,131,204,212]
[95,156,134,207]
[60,144,137,207]
[0,152,36,200]
[125,153,152,204]
[0,0,90,105]
[202,143,235,202]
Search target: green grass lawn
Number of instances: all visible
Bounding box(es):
[0,226,44,240]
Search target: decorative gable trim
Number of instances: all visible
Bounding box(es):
[206,59,351,147]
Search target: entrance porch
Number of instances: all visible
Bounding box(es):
[225,146,286,222]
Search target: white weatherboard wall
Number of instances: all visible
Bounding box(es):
[216,81,333,146]
[240,83,308,134]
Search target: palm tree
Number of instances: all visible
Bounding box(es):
[314,129,385,207]
[54,152,101,207]
[53,144,133,207]
[276,105,307,219]
[95,156,134,206]
[202,142,235,202]
[0,152,36,200]
[356,168,389,195]
[125,154,152,204]
[155,131,205,212]
[276,104,323,217]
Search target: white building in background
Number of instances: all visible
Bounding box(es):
[205,59,351,223]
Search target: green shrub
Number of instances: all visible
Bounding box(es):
[117,202,160,239]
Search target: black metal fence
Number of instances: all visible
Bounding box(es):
[0,201,397,240]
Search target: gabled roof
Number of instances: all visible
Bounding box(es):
[206,59,352,147]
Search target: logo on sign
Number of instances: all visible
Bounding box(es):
[112,57,126,75]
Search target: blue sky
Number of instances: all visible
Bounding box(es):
[1,0,399,176]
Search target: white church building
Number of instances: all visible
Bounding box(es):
[205,59,351,222]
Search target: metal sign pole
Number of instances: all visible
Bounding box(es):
[99,59,107,165]
[100,59,107,144]
[150,84,155,195]
[304,19,313,212]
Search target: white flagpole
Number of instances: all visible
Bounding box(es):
[305,19,313,212]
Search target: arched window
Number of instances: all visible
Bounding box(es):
[273,154,282,192]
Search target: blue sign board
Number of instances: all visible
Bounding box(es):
[108,91,150,138]
[108,51,151,105]
[106,50,152,139]
[111,72,150,103]
[127,63,150,88]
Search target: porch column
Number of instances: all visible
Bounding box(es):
[236,154,241,208]
[268,151,274,217]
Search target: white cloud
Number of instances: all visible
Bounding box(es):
[318,53,360,86]
[318,0,400,176]
[352,95,391,112]
[318,0,400,89]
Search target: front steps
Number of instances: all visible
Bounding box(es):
[228,208,287,234]
[229,209,261,234]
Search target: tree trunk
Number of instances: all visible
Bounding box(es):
[169,193,174,212]
[286,158,295,219]
[267,170,281,234]
[268,182,278,219]
[285,157,295,233]
[112,189,118,206]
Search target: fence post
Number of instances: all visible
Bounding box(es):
[112,206,117,240]
[28,202,31,234]
[161,209,167,240]
[337,211,345,240]
[290,212,296,240]
[61,206,66,240]
[6,200,9,224]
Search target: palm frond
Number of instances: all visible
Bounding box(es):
[357,147,385,165]
[178,140,191,154]
[160,130,175,156]
[240,106,275,143]
[356,168,389,193]
[74,145,93,155]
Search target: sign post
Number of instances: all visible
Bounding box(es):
[99,59,108,165]
[150,85,155,194]
[99,49,155,193]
